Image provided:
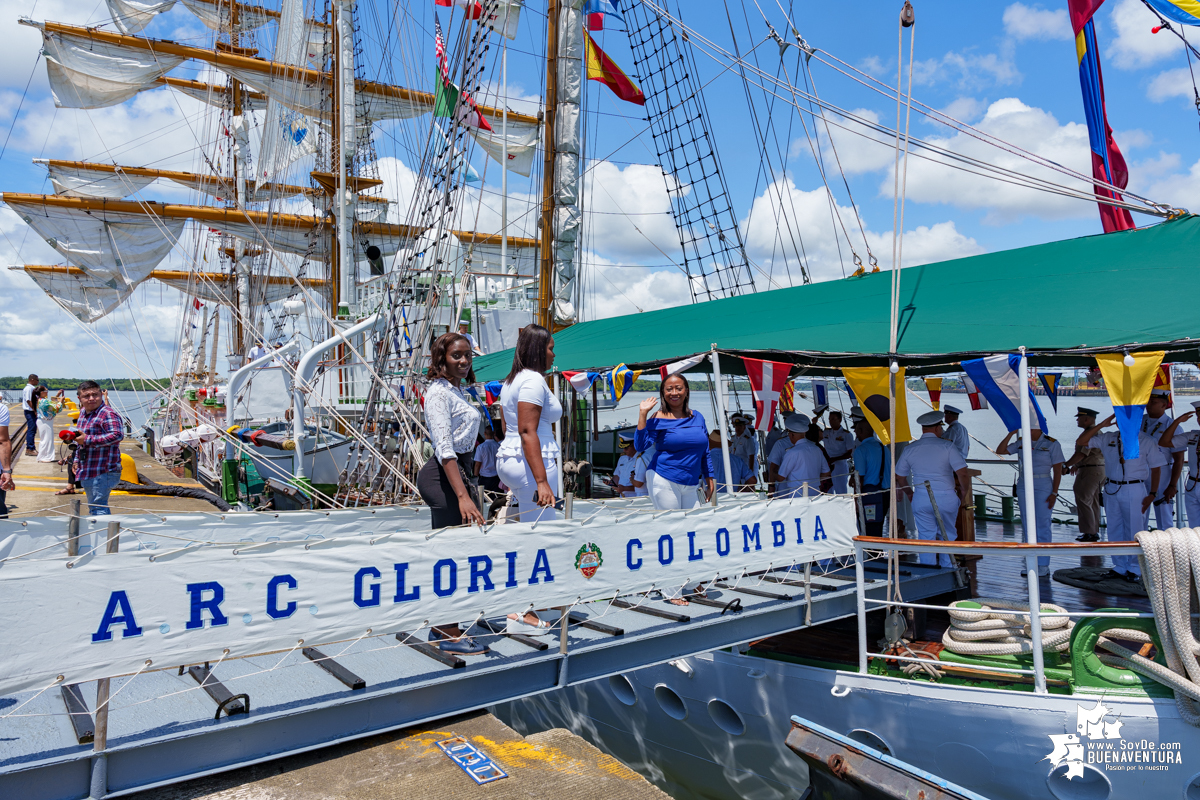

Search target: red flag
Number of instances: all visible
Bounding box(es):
[588,12,604,30]
[963,374,988,411]
[743,357,792,431]
[1154,364,1172,407]
[435,0,485,19]
[659,353,706,380]
[584,29,645,106]
[193,298,202,310]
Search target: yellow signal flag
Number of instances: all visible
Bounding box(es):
[1095,351,1164,408]
[842,366,911,445]
[924,377,943,410]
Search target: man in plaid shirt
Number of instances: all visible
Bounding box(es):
[73,380,124,515]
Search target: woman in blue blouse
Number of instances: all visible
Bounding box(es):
[634,374,714,510]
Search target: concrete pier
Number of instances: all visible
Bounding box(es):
[128,712,670,800]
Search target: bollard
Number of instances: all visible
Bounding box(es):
[974,493,987,519]
[1001,496,1015,522]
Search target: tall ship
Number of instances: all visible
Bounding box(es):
[2,1,1200,800]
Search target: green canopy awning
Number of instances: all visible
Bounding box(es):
[473,215,1200,380]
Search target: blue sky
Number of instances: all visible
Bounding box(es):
[0,0,1196,378]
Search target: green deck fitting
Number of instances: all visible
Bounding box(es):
[1069,611,1172,698]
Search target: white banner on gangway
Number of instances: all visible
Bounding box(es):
[0,496,855,695]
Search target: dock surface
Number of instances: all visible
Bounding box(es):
[128,711,669,800]
[4,404,217,517]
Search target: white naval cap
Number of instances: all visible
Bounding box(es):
[849,404,865,421]
[785,414,810,432]
[1191,400,1200,411]
[917,410,945,426]
[943,405,963,415]
[1151,388,1171,398]
[813,403,829,415]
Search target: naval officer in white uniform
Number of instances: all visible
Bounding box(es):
[822,410,855,494]
[730,413,759,474]
[996,426,1064,577]
[1158,400,1200,527]
[777,414,831,498]
[1077,415,1166,583]
[1141,388,1185,530]
[895,410,971,568]
[942,405,969,458]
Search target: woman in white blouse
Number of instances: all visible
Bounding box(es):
[418,334,486,529]
[496,324,562,524]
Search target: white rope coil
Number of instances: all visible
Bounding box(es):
[942,598,1074,655]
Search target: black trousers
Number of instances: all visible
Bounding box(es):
[478,474,501,494]
[861,483,890,537]
[418,452,480,529]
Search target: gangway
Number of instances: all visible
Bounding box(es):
[0,501,965,799]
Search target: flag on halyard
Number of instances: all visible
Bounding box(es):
[584,29,645,105]
[924,378,942,410]
[812,379,829,410]
[436,0,484,18]
[659,353,706,380]
[1095,351,1165,459]
[484,380,503,405]
[433,122,481,183]
[780,380,795,414]
[562,370,600,393]
[584,0,621,30]
[963,374,988,410]
[433,16,493,131]
[842,367,910,445]
[465,386,494,429]
[1039,372,1061,412]
[1153,364,1172,407]
[961,355,1049,435]
[1068,0,1135,232]
[842,379,855,403]
[1142,0,1200,24]
[607,363,642,403]
[743,357,792,431]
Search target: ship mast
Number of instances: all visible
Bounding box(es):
[537,0,558,331]
[228,0,253,358]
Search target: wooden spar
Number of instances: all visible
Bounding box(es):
[537,0,558,331]
[0,193,539,249]
[37,160,390,205]
[329,0,342,318]
[30,20,540,127]
[155,76,266,105]
[14,265,326,288]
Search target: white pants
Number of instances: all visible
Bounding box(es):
[1144,471,1176,530]
[1105,482,1148,576]
[911,487,959,568]
[1185,480,1200,528]
[831,460,850,494]
[646,469,700,510]
[36,418,55,462]
[496,454,560,523]
[1017,478,1054,568]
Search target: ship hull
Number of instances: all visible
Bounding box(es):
[496,648,1199,800]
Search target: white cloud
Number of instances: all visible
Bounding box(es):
[1147,65,1200,102]
[913,49,1020,90]
[580,255,691,320]
[1003,3,1072,41]
[1107,0,1181,69]
[1142,157,1200,212]
[740,176,982,283]
[937,97,986,125]
[881,98,1098,223]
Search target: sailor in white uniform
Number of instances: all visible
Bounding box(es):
[766,413,799,491]
[895,410,970,568]
[1157,400,1200,527]
[1141,388,1184,530]
[730,413,759,474]
[822,410,856,494]
[1077,415,1167,582]
[942,405,969,458]
[997,426,1064,577]
[777,414,831,498]
[611,436,646,498]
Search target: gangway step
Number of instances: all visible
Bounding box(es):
[567,612,624,636]
[396,632,465,669]
[59,684,94,744]
[302,647,367,690]
[712,582,792,601]
[609,598,690,622]
[479,618,551,651]
[186,666,248,718]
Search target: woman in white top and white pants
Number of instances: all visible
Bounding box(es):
[496,324,562,523]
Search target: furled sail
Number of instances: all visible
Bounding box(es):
[257,0,319,182]
[158,76,268,113]
[7,197,184,287]
[44,162,156,198]
[550,0,584,325]
[22,266,139,322]
[28,19,185,109]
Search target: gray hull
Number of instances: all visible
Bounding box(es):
[497,649,1199,800]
